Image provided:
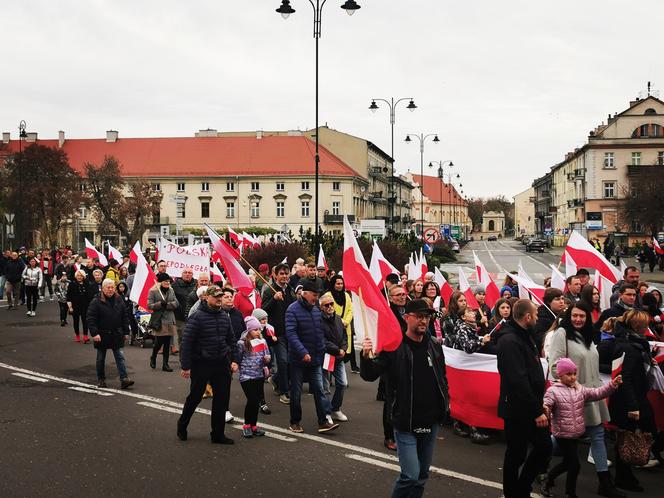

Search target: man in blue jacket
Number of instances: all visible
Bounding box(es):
[286,279,338,434]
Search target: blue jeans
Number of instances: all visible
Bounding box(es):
[392,425,439,498]
[271,336,289,395]
[586,424,609,472]
[324,359,347,411]
[96,348,128,380]
[0,275,6,299]
[289,363,331,425]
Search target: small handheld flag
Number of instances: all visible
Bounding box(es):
[612,352,625,379]
[323,353,336,372]
[250,338,267,353]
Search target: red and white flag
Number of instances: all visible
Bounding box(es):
[206,224,254,294]
[653,343,664,364]
[612,352,625,379]
[507,271,546,305]
[317,244,328,272]
[434,267,454,306]
[565,231,621,283]
[129,241,157,309]
[550,264,566,291]
[250,338,267,353]
[654,238,664,255]
[343,216,402,354]
[419,248,428,279]
[594,270,613,311]
[473,252,500,308]
[210,264,226,285]
[84,238,108,266]
[323,353,336,372]
[280,256,288,265]
[107,241,123,263]
[407,253,421,282]
[369,240,399,285]
[563,250,577,279]
[458,267,480,310]
[227,226,243,248]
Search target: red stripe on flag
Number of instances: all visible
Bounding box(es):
[446,366,504,430]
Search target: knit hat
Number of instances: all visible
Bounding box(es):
[244,316,262,332]
[252,308,268,321]
[556,357,577,376]
[500,285,513,296]
[258,263,269,273]
[156,273,171,283]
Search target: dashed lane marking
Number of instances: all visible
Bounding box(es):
[69,386,114,396]
[12,372,49,383]
[0,361,499,490]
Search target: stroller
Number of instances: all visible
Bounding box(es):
[131,310,155,348]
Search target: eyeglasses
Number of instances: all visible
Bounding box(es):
[391,292,406,298]
[321,303,334,308]
[408,313,430,320]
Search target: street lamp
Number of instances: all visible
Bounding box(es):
[405,133,439,236]
[428,160,453,236]
[275,0,360,250]
[369,97,417,232]
[17,120,28,248]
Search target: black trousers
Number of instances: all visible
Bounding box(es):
[348,331,358,370]
[152,336,171,364]
[25,286,39,311]
[72,310,89,336]
[548,437,580,495]
[178,361,231,439]
[240,377,264,427]
[58,302,68,322]
[503,417,552,498]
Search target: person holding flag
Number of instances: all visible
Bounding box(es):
[319,292,349,423]
[360,299,449,498]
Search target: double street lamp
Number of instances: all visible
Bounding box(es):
[405,133,439,236]
[275,0,361,248]
[369,97,417,232]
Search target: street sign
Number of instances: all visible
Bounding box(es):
[440,224,450,236]
[160,225,170,237]
[424,227,440,243]
[4,213,15,224]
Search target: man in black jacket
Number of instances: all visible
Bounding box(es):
[178,285,239,445]
[4,252,25,310]
[361,299,448,497]
[533,287,565,351]
[595,283,637,336]
[319,292,349,422]
[497,299,551,498]
[172,267,197,350]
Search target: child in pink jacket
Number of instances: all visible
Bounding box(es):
[540,357,622,498]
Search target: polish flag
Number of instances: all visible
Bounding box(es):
[129,241,157,309]
[517,261,529,300]
[488,318,507,336]
[645,328,657,340]
[369,240,399,285]
[444,346,548,430]
[594,270,613,311]
[227,226,243,247]
[507,271,546,305]
[206,224,254,294]
[434,267,454,306]
[240,232,254,250]
[473,252,500,309]
[107,241,123,263]
[323,353,336,372]
[612,352,625,379]
[565,231,621,283]
[419,248,428,279]
[250,338,267,353]
[84,238,108,266]
[653,343,664,364]
[654,238,664,255]
[458,267,480,310]
[550,265,566,291]
[564,251,578,279]
[210,264,226,285]
[280,256,288,265]
[317,244,328,272]
[343,216,402,354]
[407,253,421,282]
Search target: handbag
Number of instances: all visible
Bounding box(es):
[616,429,653,466]
[148,310,164,331]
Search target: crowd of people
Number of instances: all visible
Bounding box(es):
[2,244,664,498]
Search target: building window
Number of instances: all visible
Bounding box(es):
[152,183,161,192]
[276,201,285,218]
[79,183,86,192]
[176,200,186,218]
[301,181,310,191]
[658,151,664,165]
[603,152,614,169]
[226,182,235,192]
[201,182,210,192]
[332,181,340,191]
[631,152,641,165]
[251,182,260,192]
[79,206,87,219]
[226,202,235,218]
[251,201,260,218]
[177,182,185,192]
[301,201,310,217]
[276,182,285,191]
[603,182,615,199]
[201,201,210,218]
[332,201,340,215]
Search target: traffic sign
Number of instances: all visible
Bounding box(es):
[5,213,15,223]
[424,227,440,243]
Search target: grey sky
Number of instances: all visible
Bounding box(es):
[3,1,663,199]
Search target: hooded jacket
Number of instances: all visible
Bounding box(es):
[544,381,615,438]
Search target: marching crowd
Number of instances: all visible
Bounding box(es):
[2,244,664,498]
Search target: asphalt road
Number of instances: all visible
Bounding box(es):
[1,243,662,497]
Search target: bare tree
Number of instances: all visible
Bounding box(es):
[619,163,664,236]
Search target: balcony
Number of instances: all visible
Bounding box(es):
[566,169,586,181]
[370,190,384,199]
[324,214,354,224]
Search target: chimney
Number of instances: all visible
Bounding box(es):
[256,130,263,140]
[26,132,38,142]
[195,128,218,137]
[2,132,9,144]
[629,97,641,107]
[106,130,118,143]
[58,130,65,148]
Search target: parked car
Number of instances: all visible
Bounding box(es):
[526,238,546,252]
[446,236,460,253]
[487,235,498,242]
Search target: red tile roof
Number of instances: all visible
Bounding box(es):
[1,135,359,178]
[411,174,467,206]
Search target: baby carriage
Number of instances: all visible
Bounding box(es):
[132,310,155,348]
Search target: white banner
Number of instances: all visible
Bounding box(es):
[159,241,210,278]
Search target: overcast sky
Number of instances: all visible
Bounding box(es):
[3,1,663,199]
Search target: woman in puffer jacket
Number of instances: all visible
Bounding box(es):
[22,257,43,317]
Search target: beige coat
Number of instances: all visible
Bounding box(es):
[147,286,179,337]
[548,327,610,426]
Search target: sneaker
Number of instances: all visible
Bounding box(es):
[176,422,187,441]
[97,379,107,388]
[587,454,613,467]
[540,476,554,497]
[453,420,470,438]
[225,411,234,423]
[120,378,135,389]
[260,404,272,415]
[318,421,340,433]
[289,424,304,433]
[252,426,266,437]
[279,394,290,405]
[331,410,348,422]
[384,438,397,451]
[83,336,90,344]
[31,311,36,316]
[26,310,31,316]
[267,376,279,394]
[242,426,253,438]
[60,321,66,327]
[74,335,81,343]
[635,458,659,469]
[210,436,234,445]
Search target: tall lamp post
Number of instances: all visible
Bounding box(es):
[405,133,439,236]
[369,97,417,232]
[275,0,361,249]
[428,160,454,236]
[17,120,28,248]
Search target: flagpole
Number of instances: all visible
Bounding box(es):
[358,288,375,359]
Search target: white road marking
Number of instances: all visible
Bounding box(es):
[345,453,503,490]
[483,242,500,270]
[69,386,114,396]
[11,372,49,383]
[0,361,498,489]
[526,254,551,270]
[137,401,182,414]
